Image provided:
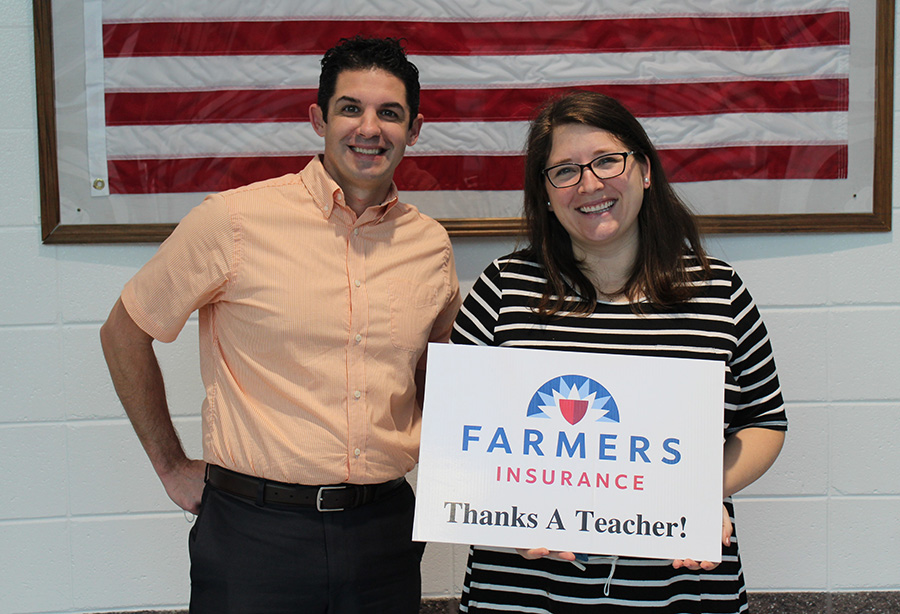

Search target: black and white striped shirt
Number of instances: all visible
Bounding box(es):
[451,252,786,613]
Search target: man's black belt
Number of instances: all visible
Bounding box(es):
[205,464,405,512]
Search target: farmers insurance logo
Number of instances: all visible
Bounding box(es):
[527,375,619,426]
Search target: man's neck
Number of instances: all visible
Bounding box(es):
[341,184,391,218]
[319,155,393,217]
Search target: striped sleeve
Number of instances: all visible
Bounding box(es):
[451,259,505,346]
[725,268,787,433]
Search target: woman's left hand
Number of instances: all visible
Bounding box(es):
[671,504,732,571]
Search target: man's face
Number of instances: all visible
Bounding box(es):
[309,68,423,199]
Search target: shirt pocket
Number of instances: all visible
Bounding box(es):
[389,278,439,352]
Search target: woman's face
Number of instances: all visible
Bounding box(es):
[544,123,648,258]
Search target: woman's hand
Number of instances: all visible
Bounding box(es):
[520,502,734,570]
[517,548,577,562]
[671,504,732,571]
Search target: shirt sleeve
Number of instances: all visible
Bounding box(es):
[417,240,463,373]
[121,193,235,343]
[725,267,787,434]
[427,244,462,345]
[451,259,505,347]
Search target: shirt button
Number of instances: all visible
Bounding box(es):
[354,448,361,457]
[354,279,361,287]
[354,228,359,236]
[336,193,343,201]
[355,334,362,343]
[354,390,361,399]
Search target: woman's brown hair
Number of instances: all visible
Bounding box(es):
[522,91,709,315]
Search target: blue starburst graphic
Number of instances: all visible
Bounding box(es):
[526,374,619,425]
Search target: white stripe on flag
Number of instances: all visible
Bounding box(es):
[416,48,847,87]
[100,0,848,22]
[105,112,846,160]
[103,46,848,92]
[84,0,109,196]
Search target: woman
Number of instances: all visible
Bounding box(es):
[452,91,786,613]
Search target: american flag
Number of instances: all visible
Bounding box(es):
[91,0,850,221]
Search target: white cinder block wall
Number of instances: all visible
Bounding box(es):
[2,1,899,611]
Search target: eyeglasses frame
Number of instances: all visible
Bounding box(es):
[542,151,637,189]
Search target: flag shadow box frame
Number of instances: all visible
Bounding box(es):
[35,1,893,244]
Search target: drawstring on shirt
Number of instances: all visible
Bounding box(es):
[603,556,618,596]
[569,555,619,596]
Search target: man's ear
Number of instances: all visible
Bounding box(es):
[309,104,327,137]
[406,113,424,146]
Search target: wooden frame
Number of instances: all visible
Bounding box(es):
[35,1,893,243]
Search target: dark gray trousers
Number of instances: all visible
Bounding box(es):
[188,480,424,613]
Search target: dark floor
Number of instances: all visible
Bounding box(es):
[749,592,900,613]
[106,592,900,613]
[421,592,900,613]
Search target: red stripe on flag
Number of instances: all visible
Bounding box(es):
[662,144,847,182]
[395,156,524,190]
[107,156,314,195]
[105,79,848,126]
[106,90,317,125]
[106,145,847,195]
[425,80,849,121]
[104,156,525,194]
[103,13,849,58]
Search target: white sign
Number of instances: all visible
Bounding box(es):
[414,343,725,562]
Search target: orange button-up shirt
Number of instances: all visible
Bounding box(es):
[122,157,460,485]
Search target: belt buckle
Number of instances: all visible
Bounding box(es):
[316,485,347,512]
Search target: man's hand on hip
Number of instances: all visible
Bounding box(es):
[160,459,208,514]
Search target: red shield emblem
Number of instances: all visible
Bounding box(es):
[559,399,588,425]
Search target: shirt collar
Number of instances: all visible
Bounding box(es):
[300,156,401,224]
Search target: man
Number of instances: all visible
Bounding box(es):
[100,37,460,613]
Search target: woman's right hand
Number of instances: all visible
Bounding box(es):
[517,548,577,562]
[672,504,733,571]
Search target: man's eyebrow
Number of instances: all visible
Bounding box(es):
[334,95,361,106]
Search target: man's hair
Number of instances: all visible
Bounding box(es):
[318,36,420,127]
[521,90,709,315]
